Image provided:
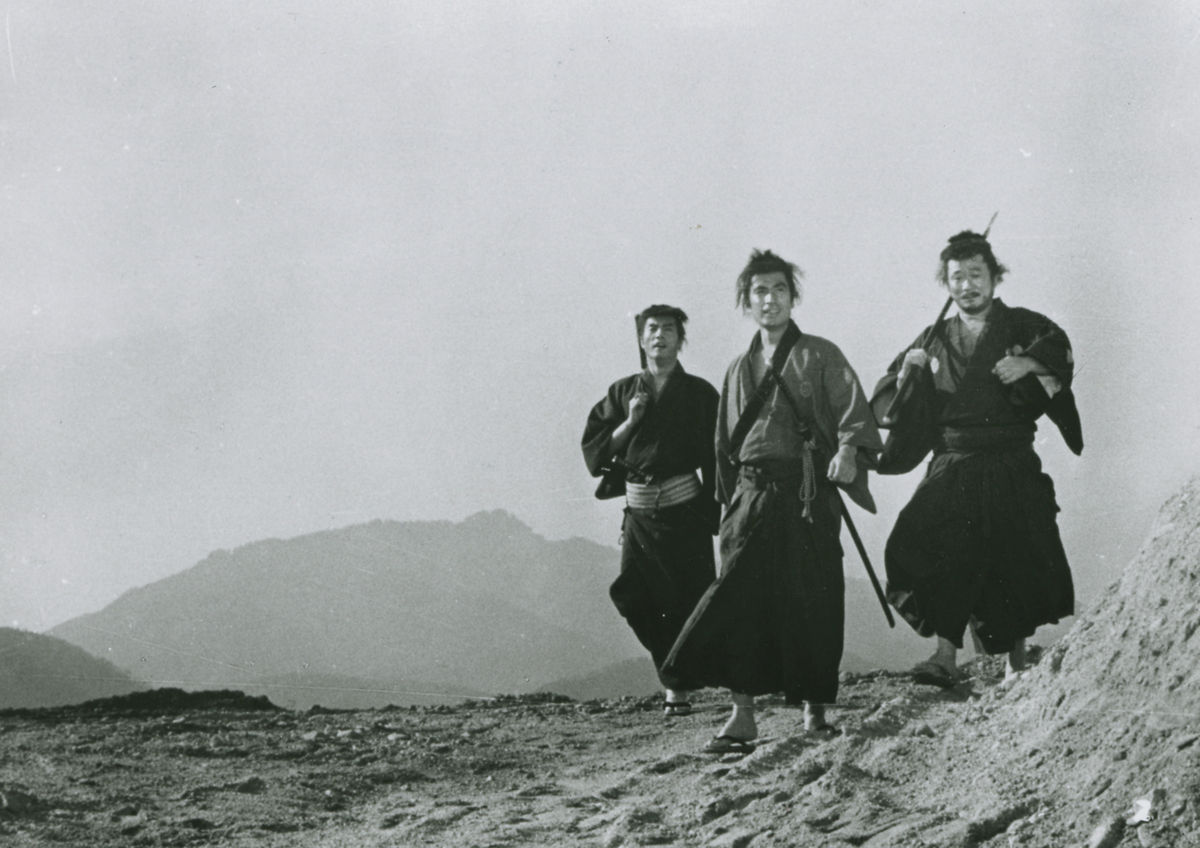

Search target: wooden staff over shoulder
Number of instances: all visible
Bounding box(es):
[871,213,999,474]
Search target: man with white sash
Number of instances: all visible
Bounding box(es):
[582,304,720,717]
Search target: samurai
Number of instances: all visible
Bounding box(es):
[662,250,883,753]
[582,304,720,717]
[881,229,1081,689]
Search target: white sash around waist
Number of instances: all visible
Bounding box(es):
[625,472,702,511]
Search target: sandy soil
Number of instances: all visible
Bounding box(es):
[9,478,1200,847]
[1,655,1193,848]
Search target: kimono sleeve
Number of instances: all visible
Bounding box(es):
[581,381,629,477]
[1016,312,1075,388]
[821,345,884,455]
[886,326,937,376]
[690,379,722,532]
[713,362,741,508]
[819,344,884,513]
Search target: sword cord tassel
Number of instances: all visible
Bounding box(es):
[799,438,817,522]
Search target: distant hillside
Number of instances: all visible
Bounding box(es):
[47,510,1008,709]
[538,657,661,701]
[235,672,488,711]
[51,511,645,701]
[0,628,145,708]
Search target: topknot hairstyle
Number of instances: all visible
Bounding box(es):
[635,304,688,368]
[937,230,1009,285]
[735,249,803,310]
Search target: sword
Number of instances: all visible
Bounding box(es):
[883,212,998,427]
[770,374,897,628]
[836,492,895,628]
[881,295,952,426]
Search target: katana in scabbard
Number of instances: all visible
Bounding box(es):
[836,492,895,628]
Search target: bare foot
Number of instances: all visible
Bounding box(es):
[999,668,1023,689]
[804,702,838,735]
[1007,640,1026,675]
[663,689,692,717]
[664,689,690,705]
[927,637,959,678]
[719,694,757,742]
[999,639,1027,688]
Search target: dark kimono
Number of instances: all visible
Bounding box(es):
[884,298,1077,654]
[662,322,883,704]
[582,364,720,685]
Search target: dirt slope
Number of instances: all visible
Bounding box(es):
[0,665,1188,847]
[3,478,1198,847]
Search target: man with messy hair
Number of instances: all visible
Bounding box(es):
[583,304,720,717]
[663,250,882,753]
[881,230,1080,689]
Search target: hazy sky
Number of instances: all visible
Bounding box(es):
[2,1,1198,630]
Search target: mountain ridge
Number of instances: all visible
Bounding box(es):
[48,508,953,708]
[0,627,146,708]
[50,511,645,702]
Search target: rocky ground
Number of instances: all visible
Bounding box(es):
[7,479,1200,847]
[1,653,1195,848]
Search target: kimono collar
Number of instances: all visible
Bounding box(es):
[747,319,802,364]
[951,297,1008,325]
[739,320,802,393]
[639,361,686,394]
